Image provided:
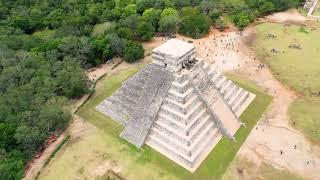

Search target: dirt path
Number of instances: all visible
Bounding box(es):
[234,28,320,179]
[264,9,307,24]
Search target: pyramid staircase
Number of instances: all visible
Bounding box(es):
[96,64,173,126]
[145,61,255,171]
[97,39,255,172]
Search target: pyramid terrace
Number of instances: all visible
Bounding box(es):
[97,39,255,172]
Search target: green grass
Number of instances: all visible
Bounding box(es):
[289,97,320,143]
[40,66,271,180]
[253,22,320,144]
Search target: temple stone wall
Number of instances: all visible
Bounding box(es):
[96,39,256,172]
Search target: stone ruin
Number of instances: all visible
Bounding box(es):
[96,39,256,172]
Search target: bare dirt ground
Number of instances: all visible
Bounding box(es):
[264,9,307,24]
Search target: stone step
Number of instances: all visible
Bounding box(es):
[151,123,189,147]
[148,120,217,160]
[229,88,245,107]
[160,100,204,125]
[164,94,199,114]
[107,96,134,113]
[190,130,222,170]
[148,128,191,158]
[167,88,194,104]
[207,67,217,78]
[157,112,186,129]
[223,83,236,97]
[113,92,136,106]
[96,101,129,125]
[145,126,222,171]
[118,86,141,100]
[220,80,232,94]
[188,126,219,161]
[185,101,205,123]
[232,91,249,112]
[188,115,212,139]
[216,76,227,90]
[171,80,191,93]
[211,72,222,84]
[155,118,186,137]
[145,136,194,170]
[186,109,207,130]
[225,85,240,102]
[228,87,243,105]
[160,104,185,123]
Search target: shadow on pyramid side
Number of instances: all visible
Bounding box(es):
[96,39,255,172]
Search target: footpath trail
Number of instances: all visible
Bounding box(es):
[235,28,320,179]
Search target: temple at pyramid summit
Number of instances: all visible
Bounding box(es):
[96,39,256,172]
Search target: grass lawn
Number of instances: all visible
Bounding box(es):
[252,22,320,144]
[39,65,271,180]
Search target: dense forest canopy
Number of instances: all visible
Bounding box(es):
[0,0,302,179]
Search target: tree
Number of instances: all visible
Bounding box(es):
[258,2,275,15]
[180,7,200,17]
[38,97,71,132]
[209,9,221,23]
[124,41,144,63]
[215,18,227,32]
[0,151,25,180]
[44,8,66,29]
[116,27,133,39]
[159,16,178,34]
[58,36,93,67]
[14,125,46,156]
[136,21,155,41]
[106,33,128,56]
[161,7,178,18]
[87,3,103,24]
[122,3,137,18]
[142,8,162,29]
[54,59,88,98]
[179,14,211,38]
[232,12,253,29]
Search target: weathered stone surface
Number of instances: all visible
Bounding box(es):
[96,39,256,172]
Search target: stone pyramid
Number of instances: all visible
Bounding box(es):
[97,39,255,172]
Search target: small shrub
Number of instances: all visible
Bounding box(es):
[124,41,144,63]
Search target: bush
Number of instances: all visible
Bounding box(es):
[159,16,178,34]
[124,41,144,63]
[179,14,211,39]
[215,18,227,32]
[136,21,155,41]
[209,9,221,23]
[231,11,255,29]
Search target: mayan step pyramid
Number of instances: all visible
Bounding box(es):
[97,39,255,172]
